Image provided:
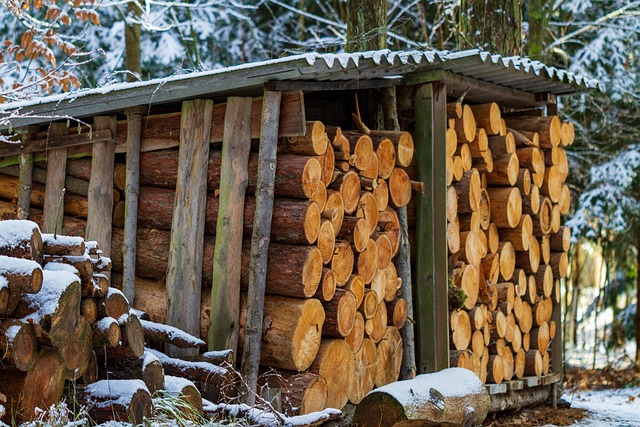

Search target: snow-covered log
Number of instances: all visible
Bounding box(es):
[98,351,165,394]
[163,375,203,413]
[41,233,85,256]
[77,379,153,425]
[353,368,490,427]
[147,348,236,387]
[0,220,43,265]
[139,318,206,349]
[0,319,37,371]
[0,255,43,294]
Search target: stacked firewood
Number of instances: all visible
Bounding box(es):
[0,219,234,424]
[446,103,571,384]
[83,121,411,412]
[0,159,125,222]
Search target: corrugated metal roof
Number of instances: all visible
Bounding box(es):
[0,49,598,129]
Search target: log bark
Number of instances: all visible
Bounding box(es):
[0,220,43,265]
[139,149,323,200]
[0,319,37,371]
[353,368,490,427]
[239,294,324,372]
[77,380,153,425]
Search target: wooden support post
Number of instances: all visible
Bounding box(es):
[551,281,563,375]
[209,97,253,356]
[414,82,449,373]
[166,99,214,357]
[43,123,69,234]
[383,85,416,380]
[86,116,117,265]
[15,127,39,220]
[122,106,146,304]
[241,90,282,405]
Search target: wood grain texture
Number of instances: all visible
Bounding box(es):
[42,123,69,234]
[166,99,213,356]
[208,97,253,355]
[86,116,117,259]
[241,90,282,404]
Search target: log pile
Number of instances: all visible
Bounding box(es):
[445,103,571,384]
[0,121,416,414]
[120,121,414,411]
[0,219,233,424]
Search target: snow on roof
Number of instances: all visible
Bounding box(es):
[0,49,598,130]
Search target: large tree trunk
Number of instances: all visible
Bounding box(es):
[125,1,142,81]
[458,0,523,56]
[345,0,387,130]
[526,0,549,60]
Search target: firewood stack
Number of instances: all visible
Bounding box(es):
[0,159,125,224]
[0,219,234,424]
[95,121,414,412]
[445,103,571,384]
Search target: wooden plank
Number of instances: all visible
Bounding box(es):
[264,79,396,92]
[85,116,117,261]
[122,106,146,304]
[404,70,543,109]
[542,372,562,385]
[165,99,214,357]
[486,383,508,395]
[241,90,282,405]
[525,376,542,388]
[15,127,39,220]
[208,97,253,355]
[507,380,525,392]
[0,129,113,158]
[414,82,449,373]
[489,384,553,413]
[111,91,305,153]
[42,123,70,233]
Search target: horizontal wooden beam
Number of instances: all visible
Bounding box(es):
[403,70,549,109]
[0,129,113,158]
[264,79,397,92]
[113,91,306,153]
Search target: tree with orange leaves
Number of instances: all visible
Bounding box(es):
[0,0,100,103]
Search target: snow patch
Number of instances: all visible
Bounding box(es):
[85,379,149,408]
[0,255,42,276]
[374,367,485,401]
[163,375,196,393]
[141,350,161,372]
[43,262,79,275]
[0,220,39,249]
[21,270,79,322]
[140,319,205,347]
[41,233,84,248]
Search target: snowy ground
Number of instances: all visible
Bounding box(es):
[556,387,640,427]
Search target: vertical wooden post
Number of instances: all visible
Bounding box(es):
[43,123,69,234]
[551,285,563,374]
[122,106,146,304]
[15,126,38,220]
[166,99,214,357]
[383,86,417,380]
[241,90,282,404]
[86,116,117,266]
[414,82,449,373]
[208,97,253,356]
